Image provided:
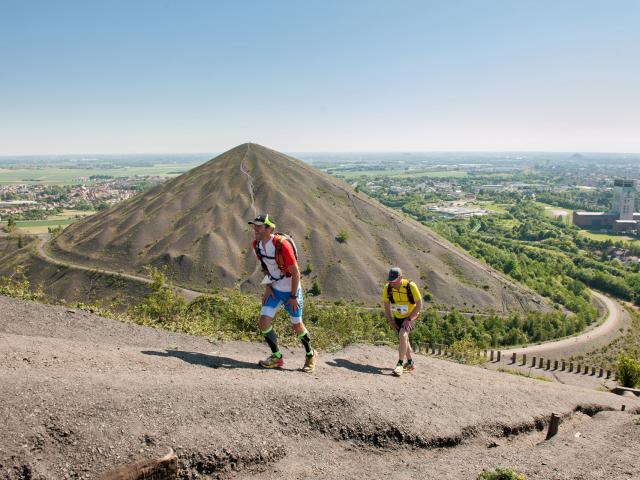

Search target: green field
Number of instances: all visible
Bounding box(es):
[0,163,201,185]
[578,230,639,244]
[472,201,509,214]
[336,169,469,179]
[0,210,94,234]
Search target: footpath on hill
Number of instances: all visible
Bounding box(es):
[1,295,638,480]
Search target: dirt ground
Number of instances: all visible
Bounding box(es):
[1,295,639,480]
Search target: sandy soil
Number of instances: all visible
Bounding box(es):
[1,295,639,479]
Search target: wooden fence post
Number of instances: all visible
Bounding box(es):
[546,413,561,440]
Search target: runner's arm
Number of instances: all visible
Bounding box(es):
[289,263,300,296]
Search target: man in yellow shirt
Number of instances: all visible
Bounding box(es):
[382,267,423,376]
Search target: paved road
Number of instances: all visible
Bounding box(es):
[501,290,628,359]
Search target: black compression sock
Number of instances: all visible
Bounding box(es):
[261,326,281,357]
[298,328,313,356]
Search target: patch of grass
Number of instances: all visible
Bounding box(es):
[335,230,349,243]
[496,367,554,382]
[477,467,526,480]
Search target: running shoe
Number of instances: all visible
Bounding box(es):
[393,363,404,376]
[403,361,416,373]
[259,354,284,369]
[302,350,317,373]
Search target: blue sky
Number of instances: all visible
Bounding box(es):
[1,0,639,154]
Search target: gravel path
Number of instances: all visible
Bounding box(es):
[1,295,638,480]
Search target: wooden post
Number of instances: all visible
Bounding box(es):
[599,368,604,378]
[576,364,580,373]
[606,370,611,379]
[490,350,494,361]
[497,351,501,362]
[622,405,626,412]
[546,359,551,370]
[99,449,178,480]
[430,343,435,354]
[531,356,536,367]
[561,360,566,371]
[546,413,561,440]
[511,353,516,364]
[591,366,596,376]
[538,357,544,368]
[584,365,589,374]
[522,354,527,366]
[569,362,573,372]
[554,360,558,370]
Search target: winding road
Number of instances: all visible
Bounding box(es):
[501,290,628,358]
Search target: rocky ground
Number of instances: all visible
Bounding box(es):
[1,295,639,480]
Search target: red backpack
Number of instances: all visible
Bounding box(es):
[253,233,299,281]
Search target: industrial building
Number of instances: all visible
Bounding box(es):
[572,179,639,232]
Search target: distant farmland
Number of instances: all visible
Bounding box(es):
[0,164,201,185]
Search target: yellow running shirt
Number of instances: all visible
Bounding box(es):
[381,279,422,319]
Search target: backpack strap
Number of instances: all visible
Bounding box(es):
[274,235,292,278]
[387,280,416,305]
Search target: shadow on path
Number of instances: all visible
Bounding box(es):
[326,358,391,375]
[142,350,262,370]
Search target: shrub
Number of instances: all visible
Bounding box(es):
[303,262,313,275]
[129,267,187,324]
[335,231,349,243]
[477,467,525,480]
[450,337,485,365]
[616,353,640,388]
[0,265,44,301]
[309,281,321,296]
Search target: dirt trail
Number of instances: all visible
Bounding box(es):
[1,294,638,480]
[35,235,202,302]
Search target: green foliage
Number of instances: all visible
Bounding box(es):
[449,337,485,365]
[48,225,64,236]
[336,230,349,243]
[0,266,44,301]
[477,467,526,480]
[309,281,321,296]
[5,217,16,232]
[616,353,640,388]
[129,267,187,324]
[303,262,313,275]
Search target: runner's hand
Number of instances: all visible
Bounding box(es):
[262,285,275,304]
[287,297,299,313]
[402,319,415,332]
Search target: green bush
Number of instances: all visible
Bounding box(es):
[0,266,44,301]
[309,281,321,296]
[450,337,485,365]
[616,353,640,388]
[477,467,525,480]
[336,231,349,243]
